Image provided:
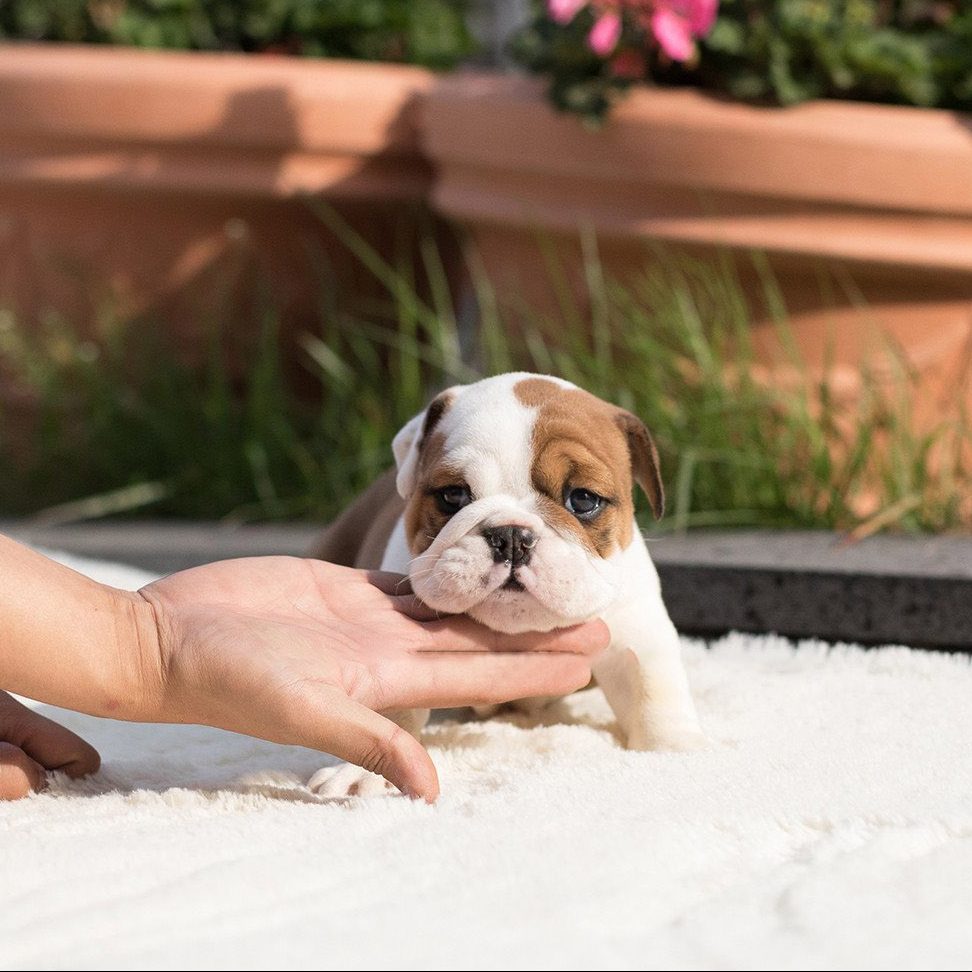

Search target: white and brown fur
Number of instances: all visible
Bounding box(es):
[309,372,703,796]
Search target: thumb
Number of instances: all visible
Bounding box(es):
[297,688,439,802]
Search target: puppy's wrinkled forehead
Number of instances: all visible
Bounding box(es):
[435,375,540,496]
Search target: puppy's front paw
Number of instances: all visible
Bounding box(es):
[626,721,708,753]
[307,763,396,798]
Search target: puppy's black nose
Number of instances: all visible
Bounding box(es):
[482,525,537,567]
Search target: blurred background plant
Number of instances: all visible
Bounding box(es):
[0,0,473,67]
[1,1,969,534]
[512,0,972,122]
[512,0,716,119]
[695,0,972,108]
[1,214,968,534]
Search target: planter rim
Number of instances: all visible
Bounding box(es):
[0,42,435,201]
[433,71,972,134]
[0,42,434,154]
[423,72,972,218]
[0,41,435,87]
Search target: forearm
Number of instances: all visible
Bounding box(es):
[0,534,155,719]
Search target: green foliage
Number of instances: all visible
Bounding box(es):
[509,7,635,124]
[0,0,473,68]
[0,300,456,521]
[512,1,972,121]
[695,0,972,108]
[1,215,968,533]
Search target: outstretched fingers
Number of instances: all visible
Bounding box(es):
[388,649,595,710]
[420,616,610,657]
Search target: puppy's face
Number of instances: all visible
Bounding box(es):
[393,373,663,634]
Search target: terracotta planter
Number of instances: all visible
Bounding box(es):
[423,73,972,424]
[0,44,439,365]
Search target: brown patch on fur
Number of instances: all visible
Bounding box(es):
[310,468,404,570]
[515,377,664,556]
[311,391,458,569]
[615,409,664,519]
[403,430,466,555]
[397,390,465,555]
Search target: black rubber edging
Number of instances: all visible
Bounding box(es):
[2,522,970,652]
[657,565,972,651]
[650,530,972,651]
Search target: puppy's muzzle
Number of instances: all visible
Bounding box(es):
[482,525,538,567]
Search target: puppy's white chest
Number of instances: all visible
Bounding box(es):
[380,518,412,574]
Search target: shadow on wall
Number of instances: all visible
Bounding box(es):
[0,47,450,378]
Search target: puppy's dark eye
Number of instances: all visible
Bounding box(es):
[565,488,604,519]
[435,484,472,515]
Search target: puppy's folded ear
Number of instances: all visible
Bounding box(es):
[392,388,458,498]
[615,410,664,520]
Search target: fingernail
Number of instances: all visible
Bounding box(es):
[401,784,436,803]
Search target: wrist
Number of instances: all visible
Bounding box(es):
[102,586,167,722]
[0,534,166,720]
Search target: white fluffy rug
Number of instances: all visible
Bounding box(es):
[3,552,972,971]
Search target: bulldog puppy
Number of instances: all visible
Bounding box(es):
[309,372,704,796]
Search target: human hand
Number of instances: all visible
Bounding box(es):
[0,692,100,800]
[135,557,608,802]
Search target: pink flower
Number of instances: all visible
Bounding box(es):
[547,0,719,63]
[547,0,588,24]
[650,0,718,61]
[588,11,622,56]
